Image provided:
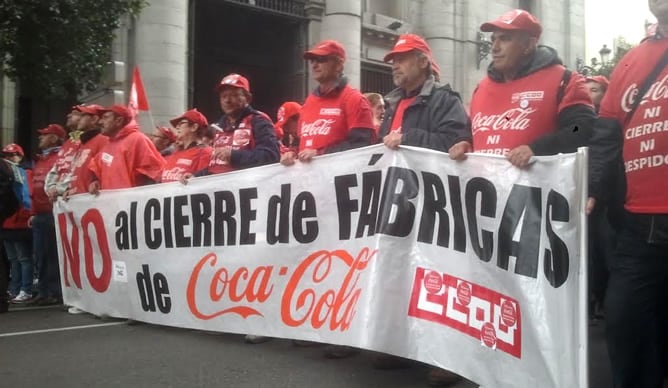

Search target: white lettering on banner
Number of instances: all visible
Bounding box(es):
[625,153,668,172]
[620,74,668,113]
[408,268,522,358]
[301,119,334,137]
[53,145,588,388]
[471,108,536,134]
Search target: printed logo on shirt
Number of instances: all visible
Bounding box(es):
[301,119,335,137]
[511,91,544,104]
[621,74,668,113]
[319,108,342,116]
[177,158,193,166]
[101,152,114,166]
[471,108,537,135]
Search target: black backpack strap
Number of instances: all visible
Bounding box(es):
[625,49,668,125]
[557,69,572,105]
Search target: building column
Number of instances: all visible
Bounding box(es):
[132,0,188,127]
[0,76,16,144]
[321,0,363,89]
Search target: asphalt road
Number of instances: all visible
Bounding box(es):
[0,305,618,388]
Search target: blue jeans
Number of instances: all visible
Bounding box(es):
[605,222,668,388]
[33,213,61,298]
[4,239,33,295]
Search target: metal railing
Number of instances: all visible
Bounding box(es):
[225,0,307,17]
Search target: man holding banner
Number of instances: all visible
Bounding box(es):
[468,9,595,166]
[379,33,472,387]
[88,105,165,194]
[588,0,668,386]
[379,33,472,161]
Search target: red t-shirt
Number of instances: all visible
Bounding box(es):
[32,149,60,214]
[298,84,374,152]
[470,65,591,155]
[68,133,109,195]
[162,145,213,182]
[599,36,668,213]
[208,113,264,175]
[89,125,165,190]
[389,96,417,133]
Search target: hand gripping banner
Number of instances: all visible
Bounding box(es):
[54,145,588,388]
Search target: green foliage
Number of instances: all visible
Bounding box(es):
[589,37,634,78]
[0,0,146,98]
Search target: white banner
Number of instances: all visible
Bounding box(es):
[54,145,588,388]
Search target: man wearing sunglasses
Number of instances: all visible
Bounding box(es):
[280,39,375,166]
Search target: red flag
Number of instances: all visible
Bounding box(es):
[129,66,149,118]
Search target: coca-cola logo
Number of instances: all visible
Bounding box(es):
[162,167,186,182]
[472,108,536,134]
[301,119,335,137]
[621,74,668,113]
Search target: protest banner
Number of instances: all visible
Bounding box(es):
[55,145,588,388]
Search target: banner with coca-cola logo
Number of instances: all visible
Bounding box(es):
[54,145,588,388]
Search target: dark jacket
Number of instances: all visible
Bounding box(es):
[379,75,472,152]
[486,45,596,155]
[214,105,280,169]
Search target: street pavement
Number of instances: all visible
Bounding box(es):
[0,305,623,387]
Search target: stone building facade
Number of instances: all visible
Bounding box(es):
[1,0,585,142]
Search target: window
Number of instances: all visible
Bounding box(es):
[361,62,394,95]
[518,0,533,12]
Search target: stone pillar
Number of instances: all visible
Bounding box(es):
[132,0,188,127]
[419,0,457,88]
[321,0,363,89]
[0,76,16,143]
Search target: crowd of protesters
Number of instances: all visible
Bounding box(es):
[0,3,666,387]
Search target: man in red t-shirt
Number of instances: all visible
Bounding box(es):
[468,9,595,167]
[280,40,375,166]
[88,105,165,193]
[29,124,66,305]
[588,2,668,386]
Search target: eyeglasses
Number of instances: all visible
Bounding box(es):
[176,120,190,126]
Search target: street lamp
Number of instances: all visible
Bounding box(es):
[599,44,612,66]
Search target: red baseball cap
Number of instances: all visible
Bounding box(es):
[480,9,542,38]
[304,40,346,61]
[98,105,132,121]
[3,143,24,156]
[276,102,301,128]
[217,73,251,94]
[586,75,610,89]
[77,104,104,116]
[156,126,177,143]
[37,124,67,139]
[384,34,433,62]
[384,34,441,79]
[169,108,209,129]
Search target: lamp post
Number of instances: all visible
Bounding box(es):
[599,44,612,66]
[576,44,613,76]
